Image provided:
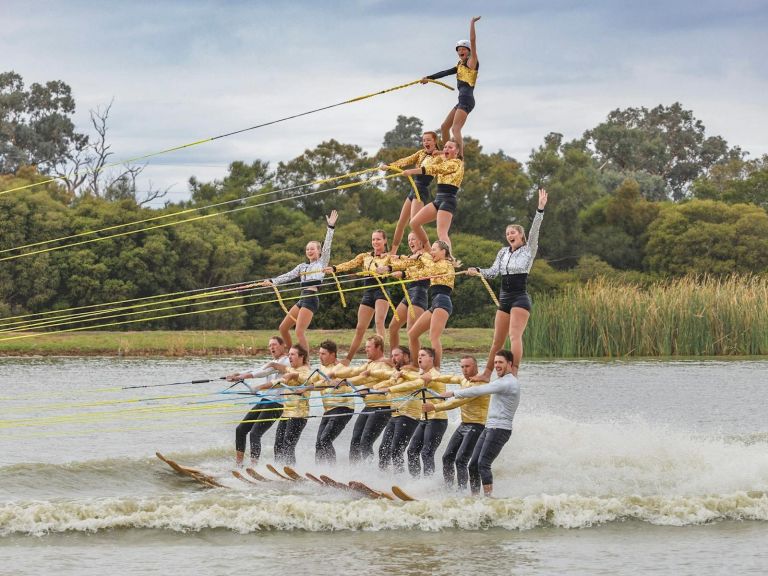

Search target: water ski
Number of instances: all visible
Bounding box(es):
[349,481,394,500]
[283,466,306,482]
[232,470,259,485]
[305,472,326,486]
[391,486,416,501]
[155,452,225,488]
[319,474,351,491]
[266,463,291,480]
[246,468,269,482]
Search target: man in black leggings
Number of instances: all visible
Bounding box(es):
[421,355,489,490]
[227,336,290,466]
[434,350,519,496]
[313,340,355,464]
[405,348,447,477]
[329,335,392,463]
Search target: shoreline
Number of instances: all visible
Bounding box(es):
[0,329,766,358]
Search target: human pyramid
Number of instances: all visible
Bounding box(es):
[227,17,549,497]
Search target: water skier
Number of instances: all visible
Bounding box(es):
[467,188,547,379]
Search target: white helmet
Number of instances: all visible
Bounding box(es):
[455,39,471,52]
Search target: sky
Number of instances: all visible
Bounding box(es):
[3,0,767,204]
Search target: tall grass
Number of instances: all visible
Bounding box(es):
[525,275,768,357]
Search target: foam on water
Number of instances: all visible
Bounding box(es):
[2,411,766,535]
[1,491,766,536]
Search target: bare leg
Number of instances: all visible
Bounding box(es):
[483,483,493,497]
[278,306,299,349]
[478,310,510,381]
[236,450,244,466]
[407,310,433,358]
[294,306,315,353]
[440,108,457,146]
[410,203,437,249]
[428,308,450,369]
[435,210,454,250]
[346,305,376,362]
[410,197,425,220]
[388,302,408,351]
[389,301,426,351]
[374,299,390,338]
[451,108,469,156]
[508,307,531,376]
[391,199,412,255]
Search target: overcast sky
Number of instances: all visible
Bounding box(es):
[3,0,767,204]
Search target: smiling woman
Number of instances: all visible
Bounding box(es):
[253,210,338,352]
[467,188,548,380]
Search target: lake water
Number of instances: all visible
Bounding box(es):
[1,356,767,575]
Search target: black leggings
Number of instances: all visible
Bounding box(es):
[407,419,449,477]
[442,423,485,489]
[378,416,420,472]
[235,401,283,460]
[274,417,308,465]
[315,407,354,464]
[349,406,391,463]
[468,428,512,493]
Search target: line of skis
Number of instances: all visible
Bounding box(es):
[156,452,415,502]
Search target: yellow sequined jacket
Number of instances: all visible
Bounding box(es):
[424,156,464,188]
[390,149,437,171]
[280,365,313,419]
[391,252,455,290]
[389,367,446,421]
[332,252,392,278]
[332,359,392,408]
[431,375,490,425]
[309,362,355,412]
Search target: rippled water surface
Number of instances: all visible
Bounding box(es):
[1,357,767,575]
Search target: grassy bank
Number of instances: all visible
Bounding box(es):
[1,276,766,357]
[527,276,768,356]
[0,328,494,357]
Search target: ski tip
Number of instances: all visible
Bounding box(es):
[245,468,268,482]
[305,472,325,485]
[283,465,304,481]
[391,485,416,501]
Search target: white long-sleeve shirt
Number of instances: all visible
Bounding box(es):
[247,354,290,393]
[453,373,520,430]
[480,211,543,277]
[271,226,335,285]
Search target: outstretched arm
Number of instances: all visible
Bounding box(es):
[527,188,548,258]
[468,16,480,69]
[319,210,338,268]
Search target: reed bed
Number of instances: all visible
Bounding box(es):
[525,275,768,357]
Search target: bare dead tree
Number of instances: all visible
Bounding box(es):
[55,99,165,204]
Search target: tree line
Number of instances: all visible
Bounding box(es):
[1,71,767,329]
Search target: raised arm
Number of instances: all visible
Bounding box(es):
[319,219,336,269]
[468,16,480,69]
[527,189,548,259]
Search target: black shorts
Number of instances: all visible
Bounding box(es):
[360,287,387,309]
[456,86,476,113]
[433,186,458,215]
[429,292,453,315]
[498,290,531,313]
[296,291,320,314]
[398,283,428,310]
[408,175,433,203]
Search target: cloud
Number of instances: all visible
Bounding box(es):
[3,0,766,203]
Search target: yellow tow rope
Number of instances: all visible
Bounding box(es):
[0,79,453,197]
